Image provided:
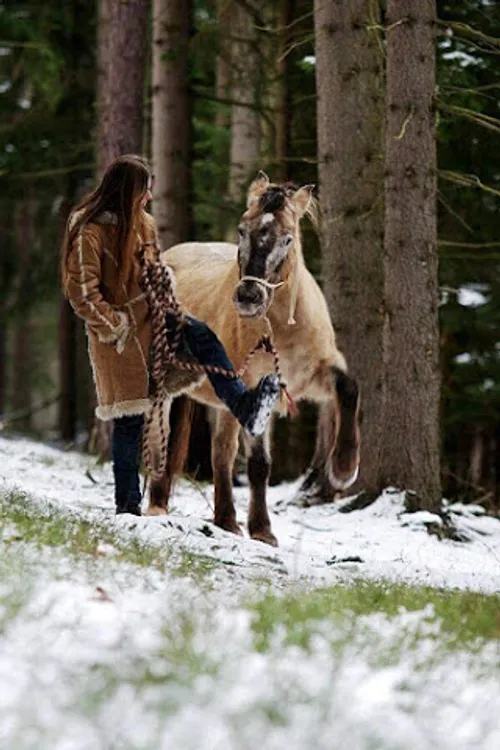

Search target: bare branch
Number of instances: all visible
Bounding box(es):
[439,170,500,198]
[438,100,500,135]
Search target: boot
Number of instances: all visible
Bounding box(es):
[233,374,280,437]
[115,492,142,516]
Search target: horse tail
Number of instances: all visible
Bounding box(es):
[166,396,194,487]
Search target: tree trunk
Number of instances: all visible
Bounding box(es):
[314,0,385,497]
[58,298,77,441]
[58,0,93,442]
[216,0,232,133]
[97,0,112,178]
[382,0,441,511]
[469,425,483,487]
[227,0,261,221]
[274,0,294,182]
[100,0,148,168]
[12,199,36,431]
[0,317,6,418]
[91,0,148,457]
[214,0,233,238]
[152,0,192,249]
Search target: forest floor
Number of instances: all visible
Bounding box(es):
[0,433,499,750]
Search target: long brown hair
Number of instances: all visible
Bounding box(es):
[61,154,151,294]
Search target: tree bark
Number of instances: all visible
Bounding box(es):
[57,1,90,443]
[215,0,232,133]
[314,0,385,497]
[214,0,233,238]
[91,0,148,457]
[152,0,192,249]
[100,0,148,168]
[58,298,77,441]
[382,0,441,511]
[227,0,261,219]
[96,0,112,178]
[0,317,6,418]
[11,199,36,431]
[274,0,294,182]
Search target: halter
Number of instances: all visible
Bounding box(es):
[238,267,297,326]
[239,275,285,290]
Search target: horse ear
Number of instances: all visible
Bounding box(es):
[292,184,315,217]
[247,171,270,207]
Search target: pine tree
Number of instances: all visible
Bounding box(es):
[313,0,385,500]
[381,0,441,510]
[152,0,192,249]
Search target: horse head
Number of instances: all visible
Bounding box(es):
[233,171,315,320]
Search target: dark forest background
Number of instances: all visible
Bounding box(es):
[0,0,499,509]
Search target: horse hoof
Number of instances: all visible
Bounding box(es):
[216,520,244,536]
[146,506,168,516]
[250,529,278,547]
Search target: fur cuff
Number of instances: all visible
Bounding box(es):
[114,311,131,354]
[96,311,131,352]
[95,398,151,421]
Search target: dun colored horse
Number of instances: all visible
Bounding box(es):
[148,172,360,546]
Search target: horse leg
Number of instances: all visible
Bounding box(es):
[146,398,172,516]
[212,410,242,535]
[246,430,277,547]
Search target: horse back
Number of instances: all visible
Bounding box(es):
[162,242,238,322]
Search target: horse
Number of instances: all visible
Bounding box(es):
[147,172,361,547]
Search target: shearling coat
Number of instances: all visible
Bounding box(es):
[66,210,161,421]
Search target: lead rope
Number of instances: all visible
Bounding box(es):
[138,244,298,481]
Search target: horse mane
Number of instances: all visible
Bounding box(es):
[257,182,320,234]
[304,193,320,233]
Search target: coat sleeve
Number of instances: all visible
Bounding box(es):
[65,224,131,353]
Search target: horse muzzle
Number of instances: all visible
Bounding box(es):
[233,280,269,318]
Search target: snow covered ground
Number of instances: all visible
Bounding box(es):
[0,434,500,750]
[1,434,499,594]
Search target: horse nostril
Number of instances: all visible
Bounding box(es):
[237,284,263,305]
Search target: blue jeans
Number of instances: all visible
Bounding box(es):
[172,314,246,411]
[112,413,144,509]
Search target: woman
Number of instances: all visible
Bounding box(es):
[61,154,279,516]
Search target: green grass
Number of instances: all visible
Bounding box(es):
[249,582,500,653]
[1,488,499,750]
[0,489,220,583]
[2,488,500,659]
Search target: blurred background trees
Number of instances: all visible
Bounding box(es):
[0,0,499,509]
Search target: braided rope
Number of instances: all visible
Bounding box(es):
[138,244,297,481]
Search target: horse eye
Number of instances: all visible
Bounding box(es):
[237,226,245,238]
